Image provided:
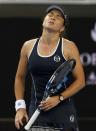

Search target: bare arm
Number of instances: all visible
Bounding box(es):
[14,42,29,129]
[14,43,28,100]
[61,40,85,99]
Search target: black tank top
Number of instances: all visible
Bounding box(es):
[28,37,69,106]
[27,38,77,129]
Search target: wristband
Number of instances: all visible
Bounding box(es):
[15,99,26,111]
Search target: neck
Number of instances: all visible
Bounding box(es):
[41,28,60,45]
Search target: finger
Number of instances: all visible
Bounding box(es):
[15,119,20,129]
[39,101,47,107]
[39,101,49,108]
[45,96,50,100]
[41,103,52,110]
[25,114,29,122]
[43,106,52,111]
[19,119,24,126]
[40,100,46,105]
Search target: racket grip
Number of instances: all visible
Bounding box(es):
[24,108,40,130]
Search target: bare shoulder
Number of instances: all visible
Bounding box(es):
[21,38,38,58]
[62,38,80,59]
[63,38,78,49]
[23,38,37,49]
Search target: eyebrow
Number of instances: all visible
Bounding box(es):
[49,10,63,17]
[50,10,64,17]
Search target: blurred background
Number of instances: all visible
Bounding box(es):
[0,0,96,131]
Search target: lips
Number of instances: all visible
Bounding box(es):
[48,20,54,24]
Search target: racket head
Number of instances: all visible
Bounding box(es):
[43,59,76,98]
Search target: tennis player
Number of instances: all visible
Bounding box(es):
[14,5,85,131]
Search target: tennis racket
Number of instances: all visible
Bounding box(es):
[24,59,76,130]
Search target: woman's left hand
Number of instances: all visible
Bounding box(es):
[39,96,60,111]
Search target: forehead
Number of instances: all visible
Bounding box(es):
[48,9,64,18]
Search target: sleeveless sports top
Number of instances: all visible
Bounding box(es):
[28,37,72,106]
[27,38,77,130]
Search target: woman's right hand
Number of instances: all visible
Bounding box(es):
[15,108,28,129]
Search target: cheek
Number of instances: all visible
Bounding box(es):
[55,23,62,29]
[57,22,64,29]
[42,18,48,26]
[42,21,46,27]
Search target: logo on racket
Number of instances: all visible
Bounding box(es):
[54,55,61,62]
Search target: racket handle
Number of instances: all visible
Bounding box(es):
[24,108,40,130]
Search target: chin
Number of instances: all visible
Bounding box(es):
[45,26,57,32]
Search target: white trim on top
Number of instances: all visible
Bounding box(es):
[37,38,60,58]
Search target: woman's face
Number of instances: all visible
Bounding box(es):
[43,9,64,33]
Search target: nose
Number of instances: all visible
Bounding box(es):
[50,15,56,20]
[50,14,57,19]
